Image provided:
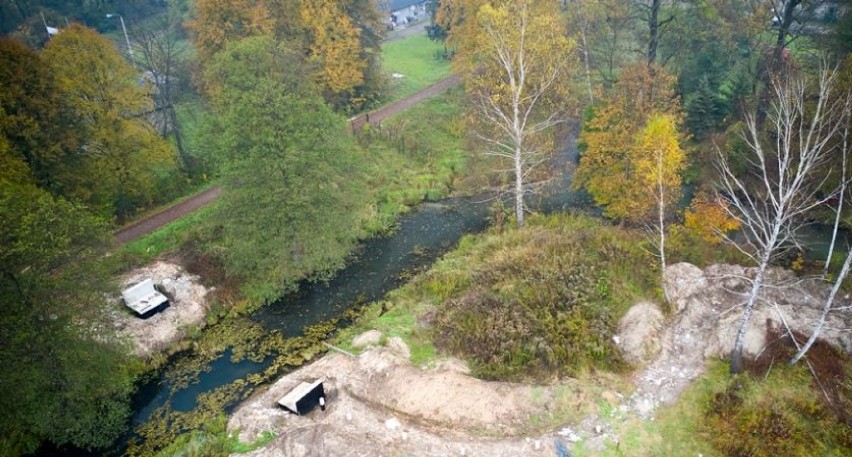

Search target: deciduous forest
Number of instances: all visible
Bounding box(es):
[1,0,851,456]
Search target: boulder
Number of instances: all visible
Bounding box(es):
[616,302,665,364]
[387,336,411,360]
[352,330,382,348]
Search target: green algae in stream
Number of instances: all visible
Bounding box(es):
[127,306,368,456]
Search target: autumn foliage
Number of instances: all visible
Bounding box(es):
[684,191,741,243]
[575,63,684,223]
[190,0,380,106]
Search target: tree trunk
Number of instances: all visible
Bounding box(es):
[515,145,525,227]
[791,245,852,364]
[730,257,769,374]
[577,8,594,103]
[772,0,801,64]
[647,0,661,66]
[825,127,848,275]
[657,152,667,299]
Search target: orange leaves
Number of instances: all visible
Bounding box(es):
[575,63,684,223]
[684,192,741,243]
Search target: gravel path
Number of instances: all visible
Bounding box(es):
[114,186,222,244]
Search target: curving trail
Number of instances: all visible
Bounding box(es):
[115,73,462,245]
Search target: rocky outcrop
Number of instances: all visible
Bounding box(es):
[616,302,665,365]
[621,262,852,418]
[666,262,851,358]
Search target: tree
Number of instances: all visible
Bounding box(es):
[0,182,134,454]
[562,0,600,103]
[452,0,576,227]
[716,65,850,374]
[634,113,686,283]
[205,37,369,302]
[0,37,81,192]
[132,3,192,170]
[42,24,179,219]
[299,0,366,96]
[683,191,741,244]
[642,0,678,66]
[191,0,381,109]
[575,63,681,223]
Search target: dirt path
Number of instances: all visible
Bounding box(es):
[229,346,602,457]
[349,74,462,132]
[114,186,221,244]
[117,73,461,245]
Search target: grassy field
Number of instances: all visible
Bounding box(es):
[381,33,453,101]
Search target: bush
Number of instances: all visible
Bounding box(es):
[702,367,852,457]
[431,214,656,381]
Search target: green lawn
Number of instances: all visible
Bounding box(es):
[381,33,453,101]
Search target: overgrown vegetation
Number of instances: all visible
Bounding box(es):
[339,213,658,381]
[430,213,657,380]
[356,88,470,234]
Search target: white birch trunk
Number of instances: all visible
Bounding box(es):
[791,245,852,364]
[824,126,849,275]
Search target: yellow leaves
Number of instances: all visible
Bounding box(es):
[684,191,741,244]
[635,114,686,188]
[300,0,365,94]
[192,0,367,98]
[576,64,685,223]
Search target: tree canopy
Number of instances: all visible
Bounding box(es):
[204,36,370,302]
[0,182,134,454]
[574,63,683,223]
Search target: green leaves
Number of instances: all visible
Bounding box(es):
[0,182,134,454]
[204,38,370,303]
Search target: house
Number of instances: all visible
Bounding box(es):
[381,0,428,28]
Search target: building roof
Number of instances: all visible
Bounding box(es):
[390,0,425,12]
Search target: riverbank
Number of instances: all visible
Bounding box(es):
[223,259,852,456]
[112,260,209,358]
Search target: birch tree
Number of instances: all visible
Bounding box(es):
[635,114,686,287]
[823,121,850,274]
[717,66,849,374]
[453,0,576,227]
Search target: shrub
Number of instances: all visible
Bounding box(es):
[431,214,656,381]
[702,366,852,457]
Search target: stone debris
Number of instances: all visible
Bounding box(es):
[385,417,402,430]
[112,261,208,357]
[352,329,382,348]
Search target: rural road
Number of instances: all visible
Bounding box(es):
[116,73,462,245]
[114,186,222,244]
[115,24,461,245]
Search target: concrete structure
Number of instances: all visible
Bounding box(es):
[122,278,168,316]
[277,379,325,415]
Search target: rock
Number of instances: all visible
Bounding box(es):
[385,417,401,430]
[352,330,382,348]
[664,263,706,312]
[386,336,411,360]
[557,427,581,443]
[663,263,852,359]
[616,302,665,365]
